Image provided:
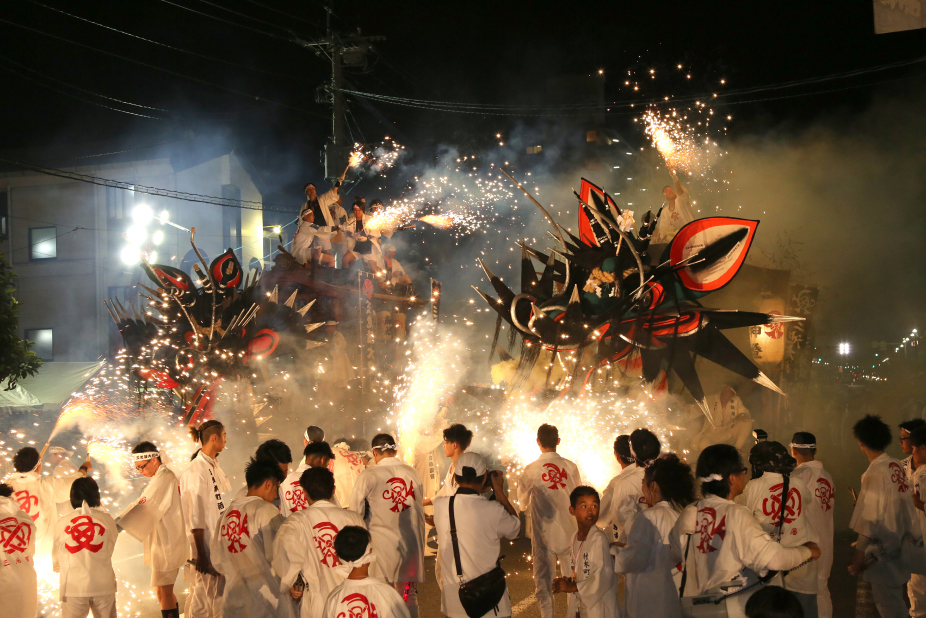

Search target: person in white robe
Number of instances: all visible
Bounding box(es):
[373,245,411,289]
[6,446,90,552]
[690,386,754,458]
[601,429,661,544]
[211,459,288,618]
[299,182,342,228]
[273,466,366,618]
[0,483,38,618]
[281,441,336,515]
[650,167,696,245]
[517,424,582,618]
[53,478,118,618]
[598,435,638,542]
[900,418,926,618]
[231,439,293,506]
[669,444,820,618]
[349,433,425,618]
[117,442,186,618]
[789,432,836,618]
[433,452,521,618]
[180,420,231,618]
[552,486,617,618]
[423,423,472,505]
[849,415,923,618]
[736,441,819,617]
[331,441,367,507]
[292,209,336,266]
[323,526,410,618]
[612,454,696,618]
[48,446,78,517]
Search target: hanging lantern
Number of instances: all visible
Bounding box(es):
[749,293,786,365]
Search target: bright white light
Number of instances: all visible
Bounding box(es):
[152,230,164,245]
[132,204,153,223]
[148,251,157,263]
[125,226,146,246]
[838,342,851,355]
[120,245,139,265]
[272,226,282,234]
[159,210,170,222]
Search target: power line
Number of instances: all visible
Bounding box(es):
[239,0,323,28]
[75,137,193,159]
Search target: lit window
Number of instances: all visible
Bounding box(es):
[25,328,53,360]
[29,227,57,260]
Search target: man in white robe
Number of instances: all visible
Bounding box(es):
[323,525,410,618]
[281,441,336,515]
[0,482,38,618]
[292,209,336,266]
[900,419,926,618]
[181,421,231,618]
[211,459,288,618]
[331,441,367,507]
[790,432,836,618]
[273,466,366,618]
[6,446,89,552]
[599,435,645,543]
[518,424,582,618]
[650,167,696,245]
[53,478,118,618]
[349,433,425,618]
[117,443,186,618]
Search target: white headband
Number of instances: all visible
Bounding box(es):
[341,548,377,569]
[133,452,159,462]
[698,474,724,483]
[790,443,816,449]
[372,443,399,451]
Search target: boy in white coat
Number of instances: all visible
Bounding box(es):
[323,526,410,618]
[789,431,836,618]
[0,483,38,618]
[281,441,336,515]
[53,477,118,618]
[211,459,287,617]
[117,441,187,618]
[552,486,617,618]
[349,433,425,618]
[517,423,581,618]
[273,466,366,618]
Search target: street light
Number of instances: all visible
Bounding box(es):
[838,342,851,355]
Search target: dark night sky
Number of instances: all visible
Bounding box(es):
[1,0,925,344]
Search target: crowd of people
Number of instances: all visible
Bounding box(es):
[4,412,926,618]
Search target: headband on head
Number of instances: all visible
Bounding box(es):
[698,473,724,483]
[304,429,311,442]
[133,452,159,463]
[372,443,398,451]
[340,548,377,570]
[790,443,816,449]
[640,458,656,469]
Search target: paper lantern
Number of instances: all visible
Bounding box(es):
[749,293,785,365]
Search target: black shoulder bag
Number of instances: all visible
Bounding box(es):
[449,495,508,618]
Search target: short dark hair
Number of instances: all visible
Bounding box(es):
[334,525,371,563]
[70,477,102,509]
[255,439,292,465]
[304,441,335,463]
[644,453,696,510]
[131,441,161,463]
[697,444,744,498]
[537,424,559,449]
[352,201,366,213]
[245,458,286,489]
[910,426,926,449]
[630,428,661,466]
[749,441,796,478]
[443,424,473,450]
[614,435,634,465]
[300,466,336,501]
[0,483,12,498]
[569,486,599,508]
[900,419,926,433]
[371,199,383,206]
[790,431,817,458]
[853,415,892,452]
[371,433,398,451]
[305,425,325,443]
[13,447,39,472]
[744,585,803,618]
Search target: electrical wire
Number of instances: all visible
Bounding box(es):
[239,0,324,28]
[75,137,193,159]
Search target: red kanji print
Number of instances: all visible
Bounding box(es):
[313,521,340,567]
[382,477,415,513]
[0,517,32,554]
[221,510,250,553]
[337,592,380,618]
[285,480,308,512]
[763,311,784,339]
[815,478,834,513]
[339,449,364,469]
[64,515,106,554]
[695,507,726,554]
[890,462,909,493]
[13,490,39,522]
[762,483,802,526]
[138,497,147,505]
[541,463,568,490]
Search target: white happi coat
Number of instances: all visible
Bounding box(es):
[599,463,646,542]
[281,462,312,517]
[613,501,683,618]
[0,495,38,618]
[211,495,287,616]
[299,189,341,226]
[669,496,812,598]
[292,222,336,261]
[434,461,458,499]
[349,456,425,583]
[53,502,118,600]
[736,473,818,594]
[566,525,618,618]
[180,451,231,562]
[6,468,83,546]
[53,460,79,516]
[331,443,367,508]
[791,460,835,589]
[323,577,411,618]
[273,499,366,618]
[117,464,187,574]
[517,452,581,553]
[850,452,922,584]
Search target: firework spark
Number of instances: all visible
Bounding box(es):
[642,108,707,174]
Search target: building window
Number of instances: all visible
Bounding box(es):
[29,227,57,260]
[0,191,7,239]
[25,328,53,361]
[106,186,131,223]
[526,145,542,154]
